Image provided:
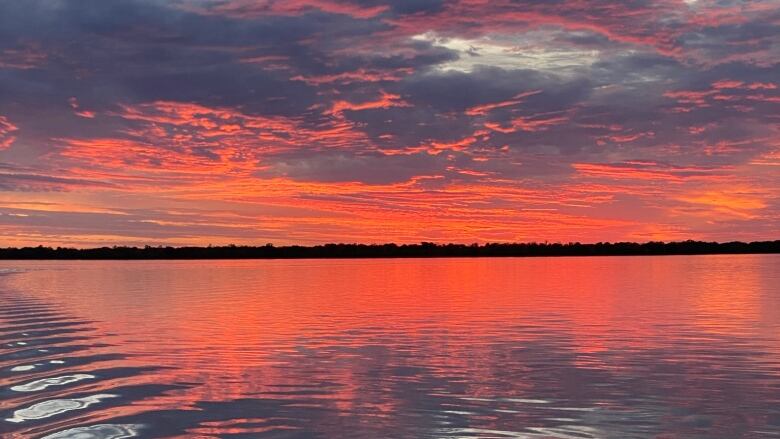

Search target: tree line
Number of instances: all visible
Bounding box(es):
[0,240,778,259]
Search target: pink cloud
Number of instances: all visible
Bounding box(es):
[182,0,389,19]
[0,116,19,150]
[328,91,411,115]
[485,115,568,133]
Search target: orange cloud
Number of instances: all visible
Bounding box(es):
[328,91,410,115]
[0,115,19,150]
[485,115,567,133]
[674,186,770,220]
[292,68,414,85]
[465,90,542,116]
[572,161,731,182]
[113,100,373,154]
[68,97,96,118]
[665,79,780,112]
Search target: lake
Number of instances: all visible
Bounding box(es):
[1,255,779,438]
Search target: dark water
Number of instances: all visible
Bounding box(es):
[0,255,778,438]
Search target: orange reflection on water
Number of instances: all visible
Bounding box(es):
[1,255,779,438]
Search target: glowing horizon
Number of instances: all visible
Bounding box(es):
[0,0,778,247]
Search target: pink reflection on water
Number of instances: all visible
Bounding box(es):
[0,255,778,438]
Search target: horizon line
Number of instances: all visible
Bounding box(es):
[1,240,778,260]
[3,238,780,249]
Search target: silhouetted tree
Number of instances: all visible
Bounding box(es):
[0,240,777,260]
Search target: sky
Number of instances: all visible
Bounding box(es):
[0,0,778,247]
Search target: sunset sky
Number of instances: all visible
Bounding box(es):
[0,0,778,247]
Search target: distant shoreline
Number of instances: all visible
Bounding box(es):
[0,240,778,260]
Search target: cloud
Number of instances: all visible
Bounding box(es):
[178,0,390,19]
[0,116,18,150]
[572,161,732,183]
[0,170,114,192]
[0,0,778,244]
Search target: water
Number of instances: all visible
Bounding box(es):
[0,255,778,438]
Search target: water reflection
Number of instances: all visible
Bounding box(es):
[10,374,96,392]
[0,256,778,438]
[40,424,142,439]
[7,394,118,423]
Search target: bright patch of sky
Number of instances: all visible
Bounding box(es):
[412,31,601,73]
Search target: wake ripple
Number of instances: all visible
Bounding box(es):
[0,291,162,438]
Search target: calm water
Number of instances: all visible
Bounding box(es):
[0,256,779,438]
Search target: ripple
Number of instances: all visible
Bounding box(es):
[40,424,143,439]
[10,364,37,372]
[6,394,118,423]
[1,256,779,438]
[10,373,95,392]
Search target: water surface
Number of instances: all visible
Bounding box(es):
[1,255,779,438]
